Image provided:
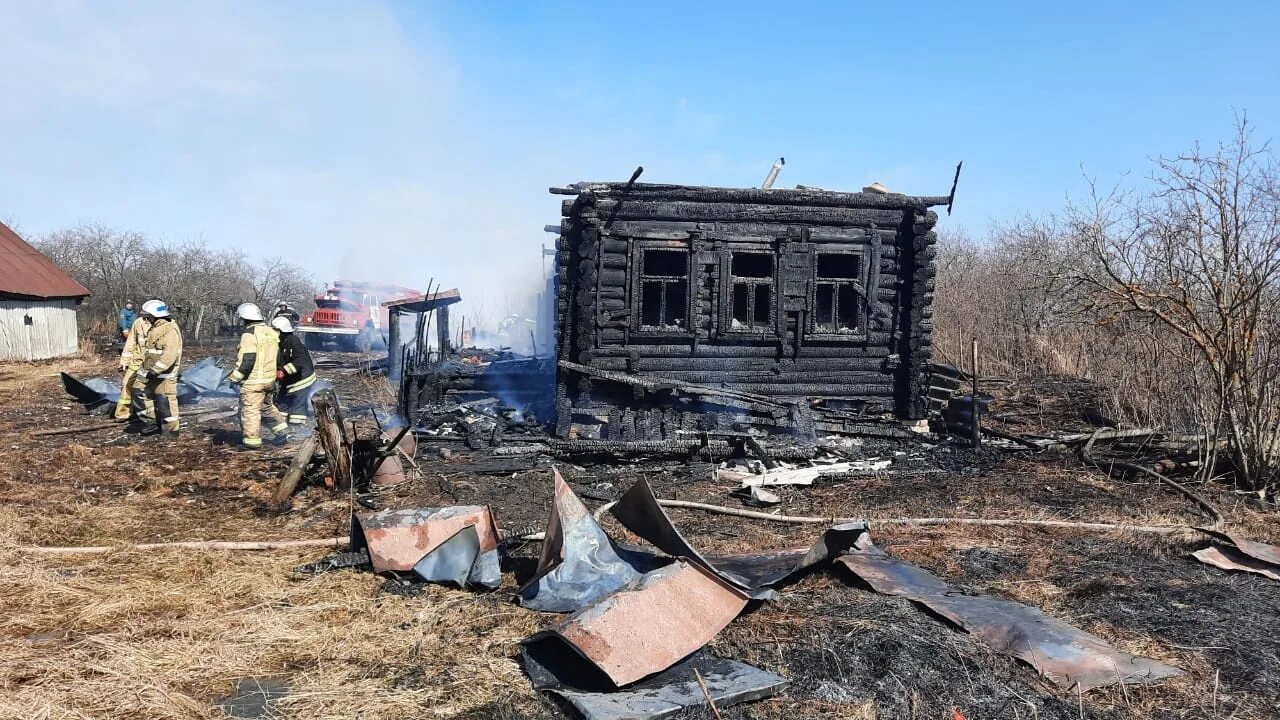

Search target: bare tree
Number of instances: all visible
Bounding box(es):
[35,229,315,343]
[39,225,148,318]
[249,257,314,310]
[1063,116,1280,491]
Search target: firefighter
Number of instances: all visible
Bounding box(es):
[128,299,183,436]
[118,301,137,340]
[271,316,317,425]
[273,302,301,324]
[229,302,289,449]
[113,305,153,421]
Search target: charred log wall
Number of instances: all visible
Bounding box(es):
[552,182,941,438]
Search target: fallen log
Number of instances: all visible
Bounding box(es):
[29,422,119,437]
[16,537,345,555]
[268,435,319,508]
[591,499,1191,535]
[1081,428,1224,525]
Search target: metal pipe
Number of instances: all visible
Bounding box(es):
[761,157,785,189]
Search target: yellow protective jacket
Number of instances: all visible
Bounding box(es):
[231,322,280,387]
[139,319,183,378]
[119,316,153,370]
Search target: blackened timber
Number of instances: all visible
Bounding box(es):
[597,331,897,348]
[558,359,791,415]
[592,344,893,358]
[639,370,896,385]
[588,356,893,373]
[552,182,949,210]
[721,383,896,397]
[593,220,890,244]
[573,199,909,227]
[545,437,817,460]
[551,175,948,434]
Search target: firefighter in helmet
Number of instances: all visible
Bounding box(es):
[273,302,301,325]
[129,299,183,436]
[114,304,154,421]
[229,302,289,448]
[271,316,317,425]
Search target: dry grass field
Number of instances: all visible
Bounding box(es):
[1,352,1277,720]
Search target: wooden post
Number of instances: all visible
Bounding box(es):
[436,304,451,359]
[311,389,353,491]
[971,337,981,448]
[387,306,402,382]
[269,435,318,508]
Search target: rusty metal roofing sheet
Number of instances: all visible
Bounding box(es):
[517,468,660,612]
[524,560,748,687]
[352,506,501,588]
[521,649,785,720]
[1196,527,1280,570]
[411,524,498,587]
[837,548,1182,691]
[0,222,90,299]
[611,477,869,597]
[1193,545,1280,581]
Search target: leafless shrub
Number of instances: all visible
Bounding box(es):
[1063,117,1280,491]
[937,117,1280,493]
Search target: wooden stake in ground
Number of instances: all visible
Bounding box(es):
[311,390,353,491]
[269,435,318,509]
[971,337,981,449]
[692,668,723,720]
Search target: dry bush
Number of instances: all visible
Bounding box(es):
[936,118,1280,495]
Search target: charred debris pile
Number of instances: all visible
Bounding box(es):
[383,177,1224,501]
[391,177,982,478]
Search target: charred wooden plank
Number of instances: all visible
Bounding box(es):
[311,389,353,491]
[718,383,896,396]
[593,344,893,358]
[552,182,949,210]
[574,199,909,227]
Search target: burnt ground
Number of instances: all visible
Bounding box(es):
[2,352,1278,720]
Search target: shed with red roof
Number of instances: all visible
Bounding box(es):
[0,221,90,360]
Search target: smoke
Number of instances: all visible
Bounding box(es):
[0,2,570,323]
[0,1,805,329]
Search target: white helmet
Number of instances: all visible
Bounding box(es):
[236,302,264,321]
[270,316,294,333]
[141,299,171,318]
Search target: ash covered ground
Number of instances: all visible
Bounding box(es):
[2,348,1278,720]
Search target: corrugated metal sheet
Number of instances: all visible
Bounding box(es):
[0,222,91,300]
[837,548,1183,691]
[0,299,80,360]
[524,560,749,687]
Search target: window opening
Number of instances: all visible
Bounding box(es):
[814,253,864,333]
[729,252,774,330]
[638,249,689,331]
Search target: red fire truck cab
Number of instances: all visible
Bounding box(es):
[297,280,420,352]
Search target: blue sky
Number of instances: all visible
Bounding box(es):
[2,1,1277,318]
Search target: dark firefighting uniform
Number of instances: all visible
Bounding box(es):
[276,330,317,424]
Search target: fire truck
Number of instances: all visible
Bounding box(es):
[296,281,420,352]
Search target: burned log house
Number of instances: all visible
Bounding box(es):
[552,181,947,443]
